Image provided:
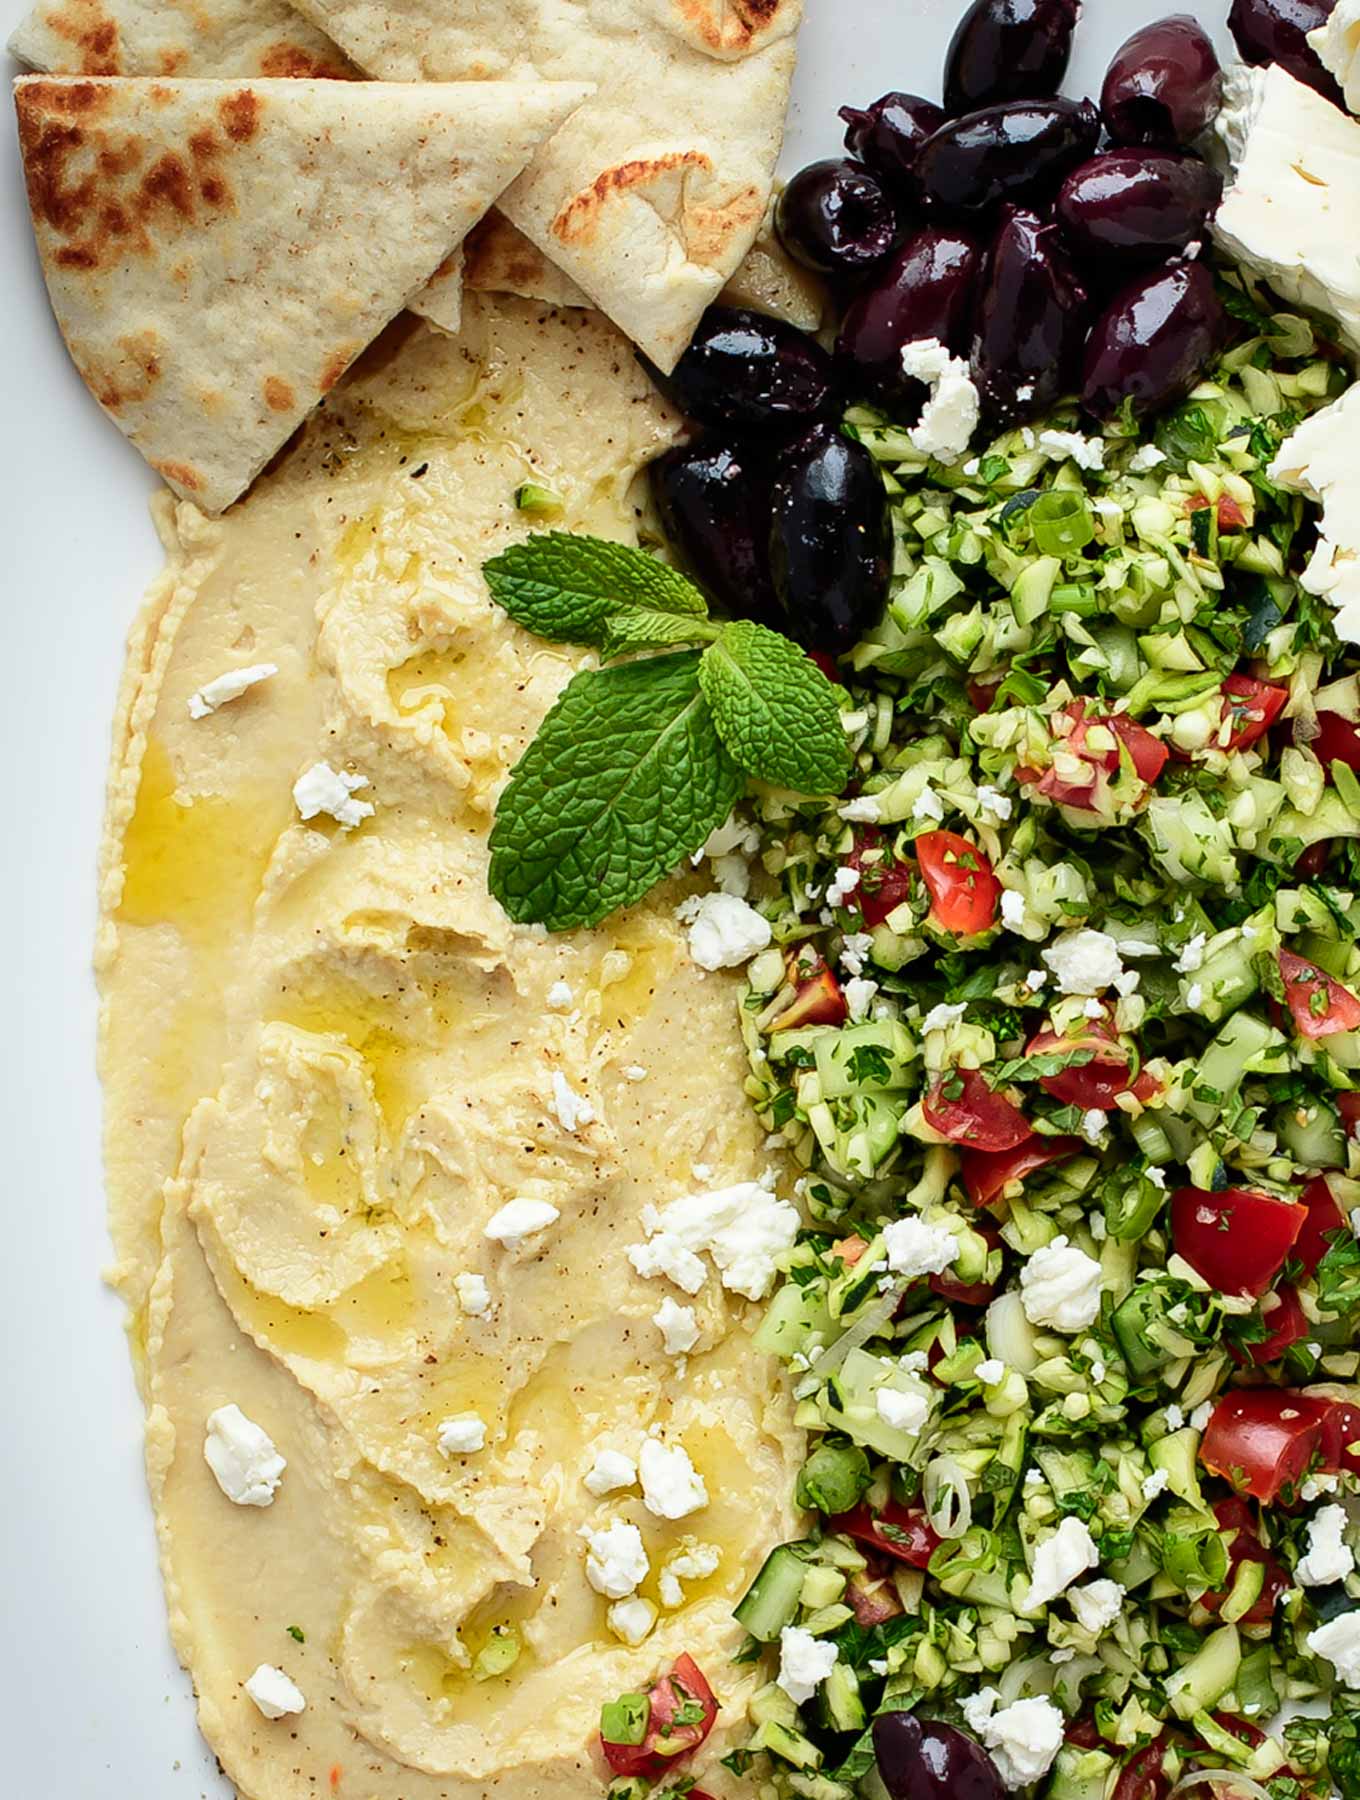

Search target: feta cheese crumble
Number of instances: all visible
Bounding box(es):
[581,1520,650,1598]
[245,1664,306,1720]
[876,1386,931,1433]
[653,1296,700,1356]
[883,1215,958,1279]
[203,1404,286,1507]
[975,1358,1005,1384]
[639,1438,708,1520]
[659,1542,722,1608]
[546,980,574,1009]
[437,1414,487,1456]
[1042,928,1125,995]
[1070,1579,1125,1633]
[1024,1517,1100,1611]
[1020,1237,1103,1332]
[607,1596,657,1646]
[454,1273,492,1317]
[628,1181,799,1301]
[1297,1503,1356,1586]
[1312,0,1360,114]
[960,1690,1065,1789]
[777,1625,839,1704]
[921,1001,967,1035]
[583,1449,638,1498]
[1037,428,1106,472]
[1142,1468,1170,1501]
[1308,1610,1360,1687]
[686,892,772,970]
[900,337,981,464]
[187,662,278,719]
[292,760,373,829]
[483,1197,560,1247]
[549,1070,594,1133]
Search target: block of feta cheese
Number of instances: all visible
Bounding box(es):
[1311,2,1360,116]
[1270,382,1360,643]
[1214,62,1360,356]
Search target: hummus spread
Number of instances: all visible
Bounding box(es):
[96,296,802,1798]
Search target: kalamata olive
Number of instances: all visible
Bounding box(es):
[1056,152,1223,265]
[971,208,1090,425]
[840,92,946,196]
[872,1714,1006,1800]
[651,441,779,627]
[943,0,1082,115]
[652,306,837,431]
[836,228,984,408]
[776,159,900,277]
[1101,16,1223,147]
[1229,0,1345,105]
[1082,259,1227,421]
[916,98,1102,220]
[769,424,891,654]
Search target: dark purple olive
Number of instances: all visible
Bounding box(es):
[1082,259,1227,421]
[971,208,1090,425]
[653,307,837,431]
[651,441,779,627]
[872,1714,1006,1800]
[1101,16,1223,147]
[840,92,946,196]
[943,0,1082,115]
[836,227,984,408]
[1056,152,1223,265]
[916,98,1102,220]
[776,159,900,277]
[769,424,891,654]
[1229,0,1345,105]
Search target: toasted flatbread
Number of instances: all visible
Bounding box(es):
[7,0,354,79]
[14,74,593,511]
[285,0,802,369]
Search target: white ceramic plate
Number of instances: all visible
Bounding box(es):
[0,2,1236,1788]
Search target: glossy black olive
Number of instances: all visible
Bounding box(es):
[1082,258,1227,421]
[836,227,984,408]
[1101,16,1224,147]
[873,1714,1007,1800]
[1056,152,1223,265]
[971,208,1090,425]
[916,97,1102,220]
[776,158,900,276]
[840,92,946,195]
[769,424,891,654]
[1229,0,1345,105]
[943,0,1082,115]
[651,440,780,627]
[653,306,838,431]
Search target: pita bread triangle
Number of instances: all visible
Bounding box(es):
[14,74,593,511]
[7,0,355,81]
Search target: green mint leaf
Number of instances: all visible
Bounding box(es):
[698,620,852,795]
[602,610,721,659]
[483,532,707,647]
[488,651,742,931]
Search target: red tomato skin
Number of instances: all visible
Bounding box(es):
[1065,1720,1104,1750]
[916,830,1001,935]
[1297,1174,1347,1277]
[1340,1093,1360,1141]
[1278,949,1360,1039]
[930,1221,1001,1306]
[923,1070,1031,1152]
[831,1500,941,1568]
[809,650,844,686]
[1170,1186,1307,1297]
[1222,674,1289,751]
[1236,1283,1309,1366]
[961,1133,1084,1207]
[1019,704,1168,810]
[1296,839,1334,877]
[1198,1389,1332,1501]
[601,1655,719,1778]
[1028,1013,1138,1110]
[1204,1497,1289,1625]
[778,964,848,1029]
[847,829,915,928]
[1113,1736,1174,1800]
[1313,710,1360,775]
[1318,1398,1360,1472]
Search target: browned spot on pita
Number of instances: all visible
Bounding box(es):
[553,151,759,267]
[200,174,232,209]
[669,0,786,54]
[263,376,295,413]
[257,42,353,79]
[140,152,194,223]
[219,90,261,144]
[38,0,121,74]
[319,346,357,393]
[20,78,111,119]
[152,458,202,492]
[157,49,188,75]
[15,108,94,237]
[98,141,142,178]
[553,152,716,244]
[79,328,161,410]
[464,212,550,291]
[686,182,764,264]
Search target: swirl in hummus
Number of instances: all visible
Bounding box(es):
[96,296,801,1798]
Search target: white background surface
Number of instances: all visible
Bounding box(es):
[0,1,1234,1791]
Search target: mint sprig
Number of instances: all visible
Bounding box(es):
[482,532,853,931]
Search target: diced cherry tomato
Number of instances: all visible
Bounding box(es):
[1198,1389,1333,1501]
[916,830,1001,936]
[930,1223,1001,1306]
[832,1234,869,1268]
[1234,1283,1308,1367]
[1189,492,1248,533]
[847,829,915,928]
[600,1654,720,1779]
[1026,1011,1141,1111]
[1318,1398,1360,1473]
[1278,949,1360,1040]
[961,1133,1084,1207]
[831,1500,941,1567]
[923,1069,1030,1152]
[1312,710,1360,775]
[776,957,848,1029]
[1065,1719,1104,1750]
[1221,674,1289,751]
[968,675,1003,712]
[1203,1497,1289,1625]
[809,650,845,686]
[1297,1174,1347,1277]
[1296,840,1334,877]
[1113,1737,1174,1800]
[1170,1186,1307,1297]
[1340,1093,1360,1142]
[1018,703,1167,810]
